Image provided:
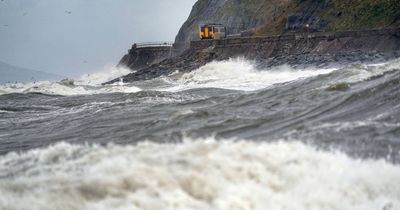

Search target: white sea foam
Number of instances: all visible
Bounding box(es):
[1,58,399,96]
[335,58,400,84]
[0,139,399,210]
[162,58,336,91]
[0,81,141,96]
[0,66,140,96]
[162,57,400,92]
[75,66,132,86]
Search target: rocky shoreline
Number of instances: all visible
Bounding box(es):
[106,27,400,84]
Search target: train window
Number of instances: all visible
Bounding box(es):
[220,28,225,32]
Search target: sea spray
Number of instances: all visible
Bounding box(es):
[0,139,399,210]
[2,58,400,95]
[76,65,132,86]
[163,58,336,92]
[0,66,140,96]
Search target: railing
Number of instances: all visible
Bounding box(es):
[135,42,173,48]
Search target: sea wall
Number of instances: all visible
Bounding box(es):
[118,44,172,70]
[190,28,400,58]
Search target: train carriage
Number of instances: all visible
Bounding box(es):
[200,24,226,40]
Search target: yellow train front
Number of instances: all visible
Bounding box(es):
[200,24,226,40]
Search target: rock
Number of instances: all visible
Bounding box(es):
[286,15,327,32]
[59,79,75,86]
[326,82,351,92]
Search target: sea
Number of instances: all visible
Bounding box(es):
[0,57,400,210]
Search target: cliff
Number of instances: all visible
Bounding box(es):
[175,0,400,51]
[174,0,269,51]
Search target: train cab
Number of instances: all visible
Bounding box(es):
[200,24,226,40]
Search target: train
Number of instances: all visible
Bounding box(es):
[199,24,226,40]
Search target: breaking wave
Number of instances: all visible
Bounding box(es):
[0,66,139,96]
[0,81,141,96]
[158,57,400,92]
[1,57,400,210]
[76,66,132,86]
[323,58,400,84]
[162,58,336,91]
[0,139,399,210]
[3,58,399,96]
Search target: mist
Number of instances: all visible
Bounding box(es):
[0,0,196,77]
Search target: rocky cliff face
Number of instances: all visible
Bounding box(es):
[174,0,400,51]
[174,0,275,51]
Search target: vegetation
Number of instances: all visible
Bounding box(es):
[176,0,400,43]
[328,0,400,31]
[252,0,400,35]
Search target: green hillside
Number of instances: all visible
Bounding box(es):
[255,0,400,35]
[327,0,400,30]
[175,0,400,44]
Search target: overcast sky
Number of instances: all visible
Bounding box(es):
[0,0,196,77]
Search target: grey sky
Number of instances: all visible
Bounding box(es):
[0,0,196,77]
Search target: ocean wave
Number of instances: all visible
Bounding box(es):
[0,81,141,96]
[0,66,139,96]
[158,57,400,93]
[0,139,399,210]
[161,58,336,92]
[2,58,399,96]
[322,58,400,87]
[75,66,132,86]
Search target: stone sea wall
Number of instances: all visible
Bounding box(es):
[118,44,173,70]
[190,28,400,58]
